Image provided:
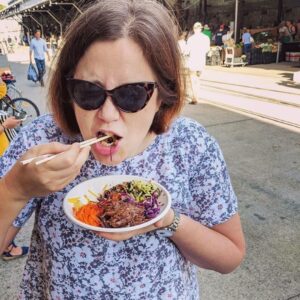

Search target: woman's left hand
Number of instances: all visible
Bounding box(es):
[95,208,174,241]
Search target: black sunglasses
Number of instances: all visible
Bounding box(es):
[66,78,158,113]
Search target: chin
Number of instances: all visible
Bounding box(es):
[91,150,126,166]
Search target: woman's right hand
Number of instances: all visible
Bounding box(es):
[3,142,91,201]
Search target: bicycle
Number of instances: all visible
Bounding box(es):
[0,73,40,128]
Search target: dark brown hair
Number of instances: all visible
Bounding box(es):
[49,0,184,135]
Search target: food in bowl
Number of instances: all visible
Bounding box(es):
[71,180,161,228]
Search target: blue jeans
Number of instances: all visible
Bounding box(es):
[34,58,45,82]
[243,44,251,63]
[243,43,251,54]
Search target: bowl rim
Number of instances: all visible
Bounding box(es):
[63,175,171,233]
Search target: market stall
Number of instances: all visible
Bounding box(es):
[249,42,278,65]
[280,41,300,62]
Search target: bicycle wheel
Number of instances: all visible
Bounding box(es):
[6,83,22,99]
[7,97,40,127]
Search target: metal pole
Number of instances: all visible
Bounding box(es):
[28,15,44,37]
[52,3,83,15]
[34,10,63,38]
[12,16,30,32]
[276,41,281,63]
[234,0,239,44]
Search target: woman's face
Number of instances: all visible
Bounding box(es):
[73,38,160,165]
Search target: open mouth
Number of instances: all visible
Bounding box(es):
[97,131,122,147]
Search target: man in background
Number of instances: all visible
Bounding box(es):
[215,24,225,46]
[29,29,50,87]
[203,24,212,41]
[187,22,210,104]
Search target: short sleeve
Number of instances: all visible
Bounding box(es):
[189,134,237,227]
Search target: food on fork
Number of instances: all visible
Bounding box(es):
[97,131,121,146]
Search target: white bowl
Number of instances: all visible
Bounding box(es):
[63,175,171,233]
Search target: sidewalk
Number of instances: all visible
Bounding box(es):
[193,63,300,131]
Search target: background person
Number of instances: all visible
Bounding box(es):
[29,29,50,87]
[0,1,245,299]
[278,21,291,43]
[203,24,212,41]
[0,79,29,260]
[242,27,252,61]
[286,20,297,41]
[187,22,210,104]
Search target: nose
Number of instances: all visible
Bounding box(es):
[97,95,120,122]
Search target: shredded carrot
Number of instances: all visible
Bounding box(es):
[74,203,103,227]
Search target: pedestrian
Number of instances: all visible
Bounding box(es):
[29,29,50,87]
[214,24,225,46]
[178,31,193,103]
[286,20,296,41]
[187,22,210,104]
[0,1,245,299]
[178,31,189,57]
[278,21,291,43]
[203,24,212,41]
[214,24,226,64]
[242,27,252,61]
[49,33,57,56]
[0,79,30,261]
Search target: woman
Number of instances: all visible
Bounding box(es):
[278,21,291,43]
[0,0,245,299]
[0,114,29,261]
[0,80,29,260]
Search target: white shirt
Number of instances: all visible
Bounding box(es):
[187,32,210,72]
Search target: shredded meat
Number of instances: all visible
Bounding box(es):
[99,200,147,228]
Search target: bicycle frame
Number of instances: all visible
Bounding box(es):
[0,95,27,120]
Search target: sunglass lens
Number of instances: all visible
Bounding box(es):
[69,80,106,110]
[114,84,149,112]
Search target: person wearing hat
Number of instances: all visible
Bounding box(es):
[186,22,210,104]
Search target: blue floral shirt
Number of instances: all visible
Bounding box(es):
[0,114,237,300]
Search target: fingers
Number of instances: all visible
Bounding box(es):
[3,116,22,129]
[95,224,158,241]
[13,143,91,197]
[42,143,89,171]
[46,146,91,185]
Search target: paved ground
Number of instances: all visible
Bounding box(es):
[0,47,299,300]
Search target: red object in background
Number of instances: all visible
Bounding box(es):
[1,72,16,83]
